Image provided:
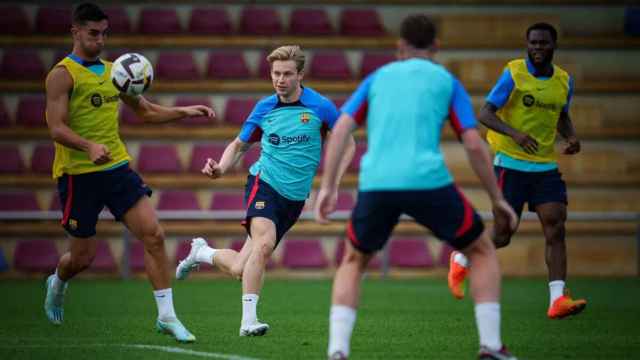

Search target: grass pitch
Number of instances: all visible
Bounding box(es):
[0,277,638,359]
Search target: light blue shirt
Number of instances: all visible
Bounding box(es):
[342,58,477,191]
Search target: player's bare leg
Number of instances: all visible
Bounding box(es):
[45,237,98,325]
[536,202,586,319]
[176,235,251,280]
[123,196,195,342]
[327,239,373,360]
[214,236,253,279]
[239,217,276,336]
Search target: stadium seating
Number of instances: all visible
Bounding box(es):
[389,238,434,268]
[335,192,355,211]
[258,51,271,79]
[103,7,131,34]
[173,97,216,126]
[35,6,71,34]
[0,191,40,211]
[0,98,10,127]
[241,146,261,170]
[156,52,199,80]
[189,144,226,173]
[360,52,395,78]
[138,8,182,34]
[340,9,386,36]
[281,239,328,269]
[437,244,455,268]
[0,248,8,272]
[50,194,61,211]
[157,190,201,210]
[31,144,55,174]
[331,97,348,109]
[207,51,251,79]
[136,144,182,173]
[0,6,30,35]
[120,103,143,126]
[334,238,381,269]
[175,238,214,270]
[13,239,59,272]
[88,240,118,273]
[224,98,257,125]
[290,8,333,35]
[0,145,25,173]
[0,50,46,80]
[210,193,245,210]
[309,51,352,79]
[240,7,282,35]
[349,143,367,172]
[189,7,233,35]
[16,96,46,127]
[129,241,146,272]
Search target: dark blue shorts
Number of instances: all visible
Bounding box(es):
[348,184,485,253]
[57,163,152,238]
[242,174,305,247]
[495,166,567,215]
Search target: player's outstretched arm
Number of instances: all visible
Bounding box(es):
[332,133,356,188]
[202,137,252,179]
[478,103,538,154]
[120,94,215,124]
[461,129,518,231]
[45,66,111,165]
[557,111,580,155]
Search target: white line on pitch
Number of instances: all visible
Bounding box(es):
[125,344,262,360]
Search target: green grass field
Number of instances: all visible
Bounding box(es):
[1,278,639,359]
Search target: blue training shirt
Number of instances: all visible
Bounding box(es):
[341,58,477,191]
[238,87,339,201]
[486,58,574,172]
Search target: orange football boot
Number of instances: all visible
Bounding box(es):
[448,251,468,300]
[547,289,587,319]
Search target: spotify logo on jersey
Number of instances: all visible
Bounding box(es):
[90,93,103,108]
[522,94,535,107]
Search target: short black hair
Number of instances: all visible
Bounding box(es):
[73,2,108,25]
[400,14,436,49]
[526,22,557,43]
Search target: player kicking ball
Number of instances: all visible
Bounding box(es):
[175,45,355,337]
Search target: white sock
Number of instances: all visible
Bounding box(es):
[195,245,216,265]
[454,252,469,268]
[51,269,67,293]
[154,288,177,321]
[328,305,357,357]
[475,302,502,351]
[242,294,259,326]
[549,280,565,306]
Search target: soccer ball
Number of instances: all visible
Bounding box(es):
[110,53,153,96]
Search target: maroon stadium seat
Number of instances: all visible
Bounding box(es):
[389,238,434,268]
[225,98,257,125]
[438,243,455,268]
[174,97,215,126]
[35,6,72,34]
[0,98,11,127]
[207,51,251,79]
[103,7,131,34]
[31,144,55,174]
[331,97,348,109]
[137,144,182,173]
[0,145,25,173]
[0,191,40,211]
[241,145,261,170]
[0,50,46,80]
[50,194,62,211]
[157,190,201,210]
[240,7,282,35]
[156,52,199,80]
[360,52,395,78]
[189,144,226,173]
[175,238,215,271]
[290,8,333,35]
[0,6,31,35]
[309,51,352,79]
[349,143,367,171]
[340,9,386,36]
[189,7,232,35]
[13,239,59,273]
[52,50,72,66]
[210,192,245,210]
[129,241,146,272]
[88,240,117,273]
[16,96,46,127]
[282,239,328,269]
[138,8,182,34]
[258,51,271,79]
[335,192,355,211]
[334,238,381,269]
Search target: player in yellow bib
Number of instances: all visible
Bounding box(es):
[43,3,214,342]
[448,23,587,321]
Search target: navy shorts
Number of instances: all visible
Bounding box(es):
[348,184,485,253]
[242,174,305,247]
[57,164,152,238]
[495,166,567,215]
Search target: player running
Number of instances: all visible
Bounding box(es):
[315,14,518,360]
[448,23,587,320]
[175,45,356,337]
[43,2,214,342]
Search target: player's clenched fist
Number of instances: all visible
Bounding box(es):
[88,143,111,165]
[202,158,223,179]
[314,187,338,224]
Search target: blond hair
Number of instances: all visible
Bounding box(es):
[267,45,306,73]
